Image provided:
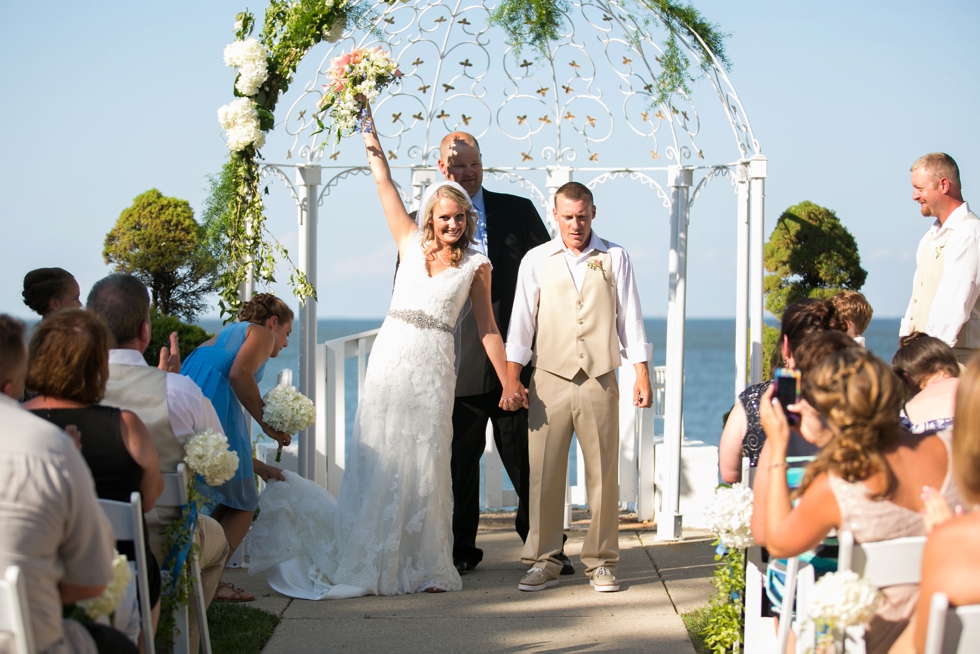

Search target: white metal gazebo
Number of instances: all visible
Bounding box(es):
[257,0,767,540]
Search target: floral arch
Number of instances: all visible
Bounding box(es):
[215,0,768,540]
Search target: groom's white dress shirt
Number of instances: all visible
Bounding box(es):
[506,231,652,366]
[108,349,225,441]
[900,201,980,346]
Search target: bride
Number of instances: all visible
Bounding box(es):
[246,104,523,598]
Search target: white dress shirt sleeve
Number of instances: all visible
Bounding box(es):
[611,247,653,363]
[505,248,543,365]
[927,224,980,346]
[167,373,227,442]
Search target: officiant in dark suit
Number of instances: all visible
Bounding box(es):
[429,132,559,575]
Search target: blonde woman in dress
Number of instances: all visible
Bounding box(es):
[246,105,523,598]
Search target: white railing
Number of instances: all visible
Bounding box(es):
[313,328,666,517]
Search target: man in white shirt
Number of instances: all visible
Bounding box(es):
[503,182,653,593]
[901,152,980,364]
[87,274,280,652]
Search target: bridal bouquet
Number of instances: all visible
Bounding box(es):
[77,550,132,620]
[806,570,881,648]
[316,46,402,143]
[703,482,755,549]
[184,429,240,487]
[263,384,316,461]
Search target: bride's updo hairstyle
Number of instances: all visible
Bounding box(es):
[421,184,477,267]
[953,356,980,506]
[238,293,294,326]
[795,348,903,499]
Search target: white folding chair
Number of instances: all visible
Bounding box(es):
[0,566,35,654]
[99,492,154,654]
[157,464,211,654]
[834,530,928,653]
[924,592,980,654]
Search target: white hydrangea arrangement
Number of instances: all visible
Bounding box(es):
[263,384,316,435]
[223,37,270,96]
[217,97,266,152]
[807,570,881,645]
[703,482,755,550]
[317,46,402,143]
[77,550,132,619]
[184,429,240,487]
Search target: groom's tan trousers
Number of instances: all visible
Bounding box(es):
[521,367,620,578]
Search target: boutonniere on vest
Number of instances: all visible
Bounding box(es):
[587,258,606,280]
[934,241,946,258]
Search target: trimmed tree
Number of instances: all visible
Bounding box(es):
[761,201,867,378]
[104,189,218,321]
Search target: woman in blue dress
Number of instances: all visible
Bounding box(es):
[181,293,291,601]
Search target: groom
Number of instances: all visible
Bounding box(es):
[504,182,652,593]
[432,131,554,575]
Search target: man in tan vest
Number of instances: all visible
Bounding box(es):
[88,274,273,652]
[503,182,653,593]
[901,153,980,365]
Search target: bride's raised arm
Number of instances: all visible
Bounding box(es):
[361,103,416,253]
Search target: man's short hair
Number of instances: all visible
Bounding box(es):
[0,315,26,384]
[830,290,873,336]
[86,274,150,345]
[911,152,961,190]
[27,310,111,405]
[554,181,594,207]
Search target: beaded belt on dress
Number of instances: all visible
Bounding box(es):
[387,309,453,334]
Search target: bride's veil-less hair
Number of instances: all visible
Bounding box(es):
[418,181,477,267]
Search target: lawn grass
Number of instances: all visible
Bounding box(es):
[681,604,712,654]
[207,602,280,654]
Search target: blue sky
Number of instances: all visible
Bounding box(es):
[2,0,978,321]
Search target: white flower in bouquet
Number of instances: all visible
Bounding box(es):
[217,98,266,151]
[703,483,755,549]
[262,384,316,435]
[77,550,132,620]
[807,570,881,630]
[184,429,240,487]
[317,46,402,142]
[223,38,270,96]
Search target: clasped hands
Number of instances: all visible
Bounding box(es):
[499,377,529,412]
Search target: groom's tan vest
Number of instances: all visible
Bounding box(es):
[532,245,621,380]
[102,363,186,554]
[908,212,980,349]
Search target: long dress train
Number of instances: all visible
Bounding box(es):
[247,231,490,597]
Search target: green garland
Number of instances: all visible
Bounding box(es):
[702,546,746,653]
[155,485,205,651]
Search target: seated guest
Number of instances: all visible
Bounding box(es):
[87,274,238,650]
[905,353,980,652]
[892,331,959,433]
[831,290,874,346]
[22,310,164,643]
[719,299,847,482]
[759,348,962,653]
[0,314,135,653]
[22,267,82,317]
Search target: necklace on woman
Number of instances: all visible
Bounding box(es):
[433,248,451,266]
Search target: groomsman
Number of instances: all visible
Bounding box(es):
[432,131,555,575]
[503,182,652,592]
[901,153,980,364]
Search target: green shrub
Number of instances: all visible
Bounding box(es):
[144,308,213,366]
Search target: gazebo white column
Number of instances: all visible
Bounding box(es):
[296,164,321,481]
[657,165,692,541]
[734,162,750,398]
[748,156,768,385]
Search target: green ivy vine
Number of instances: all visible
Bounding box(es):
[702,546,746,653]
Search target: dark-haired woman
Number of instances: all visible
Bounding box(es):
[23,309,163,645]
[759,349,962,653]
[180,293,290,601]
[718,298,847,482]
[892,331,960,433]
[22,267,82,317]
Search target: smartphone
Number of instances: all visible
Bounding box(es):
[773,368,801,426]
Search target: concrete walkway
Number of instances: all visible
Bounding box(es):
[224,514,717,653]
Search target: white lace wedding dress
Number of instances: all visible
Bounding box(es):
[246,230,489,598]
